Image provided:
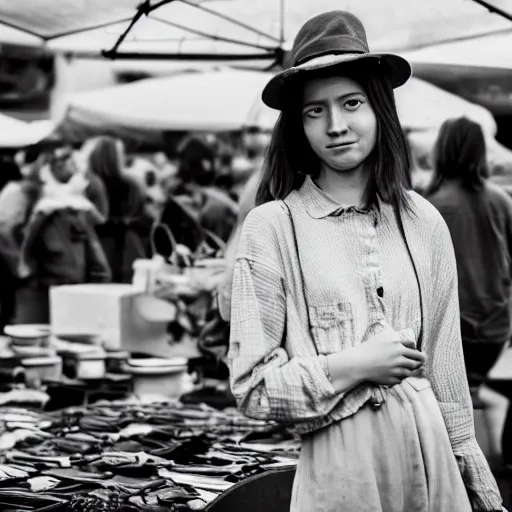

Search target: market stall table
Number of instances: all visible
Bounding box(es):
[0,398,300,511]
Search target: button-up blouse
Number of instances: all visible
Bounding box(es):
[228,176,502,511]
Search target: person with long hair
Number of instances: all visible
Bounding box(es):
[228,12,504,511]
[427,117,512,470]
[88,136,151,282]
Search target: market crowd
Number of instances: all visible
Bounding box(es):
[0,128,270,329]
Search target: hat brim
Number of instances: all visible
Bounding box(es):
[262,52,412,110]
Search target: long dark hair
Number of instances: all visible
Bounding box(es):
[426,117,486,195]
[88,136,124,182]
[256,60,412,213]
[88,136,138,218]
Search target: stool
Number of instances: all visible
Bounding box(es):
[204,467,296,512]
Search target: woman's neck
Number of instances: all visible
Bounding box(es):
[315,165,369,207]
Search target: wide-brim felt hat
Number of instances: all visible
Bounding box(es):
[262,11,412,110]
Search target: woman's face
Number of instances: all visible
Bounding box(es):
[302,75,377,176]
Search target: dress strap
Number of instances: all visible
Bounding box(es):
[281,199,318,355]
[393,205,424,352]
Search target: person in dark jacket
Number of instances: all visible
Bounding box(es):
[15,167,111,324]
[427,117,512,467]
[172,136,238,243]
[87,136,151,282]
[427,118,512,381]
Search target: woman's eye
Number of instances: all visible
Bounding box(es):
[305,107,323,118]
[344,99,362,110]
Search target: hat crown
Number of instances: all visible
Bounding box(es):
[292,11,369,66]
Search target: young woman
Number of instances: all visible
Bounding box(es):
[228,11,504,512]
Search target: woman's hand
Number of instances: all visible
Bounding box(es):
[325,325,425,393]
[354,325,425,386]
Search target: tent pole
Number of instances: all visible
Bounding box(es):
[46,17,135,40]
[150,16,278,51]
[279,0,285,45]
[103,0,179,57]
[100,51,278,61]
[471,0,512,22]
[178,0,281,43]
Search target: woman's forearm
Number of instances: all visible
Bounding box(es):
[326,347,365,394]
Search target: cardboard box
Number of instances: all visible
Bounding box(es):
[50,284,170,355]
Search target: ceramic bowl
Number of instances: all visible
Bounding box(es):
[4,325,51,347]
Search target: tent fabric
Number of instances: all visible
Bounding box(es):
[395,77,496,135]
[0,114,54,148]
[403,30,512,69]
[0,0,510,57]
[56,69,278,143]
[54,68,496,145]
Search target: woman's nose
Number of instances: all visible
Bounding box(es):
[327,107,349,136]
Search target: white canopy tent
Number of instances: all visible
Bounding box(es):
[403,29,512,69]
[0,0,510,65]
[0,113,54,148]
[54,67,498,145]
[56,68,279,143]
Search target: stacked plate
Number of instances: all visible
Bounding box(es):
[4,325,51,348]
[4,325,62,386]
[122,357,189,398]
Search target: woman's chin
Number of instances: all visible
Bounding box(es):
[325,160,365,174]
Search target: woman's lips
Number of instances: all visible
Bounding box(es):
[326,142,356,149]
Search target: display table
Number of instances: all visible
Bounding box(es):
[0,398,299,511]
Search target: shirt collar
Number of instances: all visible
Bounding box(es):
[299,175,377,219]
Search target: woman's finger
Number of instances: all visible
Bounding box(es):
[402,347,426,363]
[399,338,417,350]
[399,356,423,370]
[392,367,412,379]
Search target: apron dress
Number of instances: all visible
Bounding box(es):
[291,376,472,511]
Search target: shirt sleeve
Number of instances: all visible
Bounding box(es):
[228,252,343,423]
[428,215,503,511]
[217,169,261,322]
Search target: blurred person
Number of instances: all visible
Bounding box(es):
[154,150,178,180]
[76,139,109,219]
[125,151,157,188]
[0,149,42,329]
[0,148,45,233]
[214,151,235,197]
[88,136,152,282]
[0,150,21,192]
[14,167,110,323]
[427,118,512,386]
[43,149,107,221]
[144,169,166,221]
[427,117,512,471]
[229,12,503,511]
[48,145,76,183]
[172,135,238,243]
[0,148,47,287]
[172,134,216,196]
